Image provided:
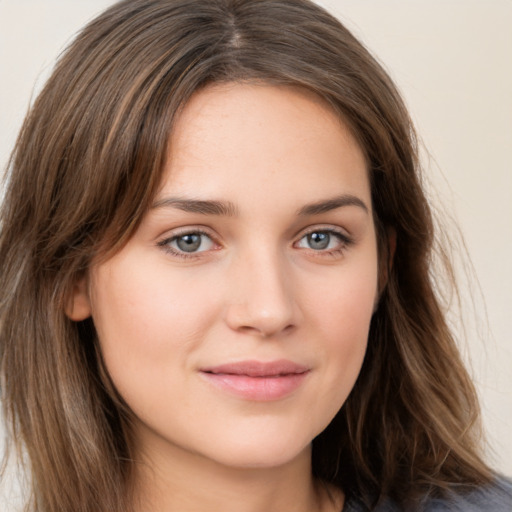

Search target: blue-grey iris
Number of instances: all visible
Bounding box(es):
[307,232,330,250]
[176,234,202,252]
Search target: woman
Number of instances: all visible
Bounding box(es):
[0,1,510,511]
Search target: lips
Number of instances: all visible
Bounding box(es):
[199,360,310,401]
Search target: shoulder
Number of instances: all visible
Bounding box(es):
[343,477,512,512]
[423,477,512,512]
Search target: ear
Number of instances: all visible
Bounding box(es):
[375,227,396,310]
[386,226,397,271]
[65,275,92,321]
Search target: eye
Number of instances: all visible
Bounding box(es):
[158,230,216,256]
[295,229,351,252]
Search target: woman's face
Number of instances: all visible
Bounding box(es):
[71,83,379,470]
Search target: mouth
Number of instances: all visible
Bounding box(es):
[199,360,310,401]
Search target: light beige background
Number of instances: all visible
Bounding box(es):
[1,0,511,503]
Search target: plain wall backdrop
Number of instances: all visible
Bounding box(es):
[1,0,511,504]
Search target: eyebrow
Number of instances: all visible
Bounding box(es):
[297,195,369,216]
[151,194,369,217]
[151,197,239,216]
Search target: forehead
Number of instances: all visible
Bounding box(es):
[157,83,370,212]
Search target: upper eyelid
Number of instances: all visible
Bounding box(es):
[294,224,352,240]
[156,224,353,245]
[156,229,220,253]
[157,230,220,259]
[157,226,218,242]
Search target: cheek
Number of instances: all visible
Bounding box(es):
[303,257,378,406]
[88,256,222,395]
[306,252,378,338]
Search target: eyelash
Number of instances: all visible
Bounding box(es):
[294,227,354,258]
[156,227,354,260]
[157,229,218,260]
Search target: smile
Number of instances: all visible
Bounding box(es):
[199,360,311,401]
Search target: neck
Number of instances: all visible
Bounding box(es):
[130,439,342,512]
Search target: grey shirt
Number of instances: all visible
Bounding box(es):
[342,477,512,511]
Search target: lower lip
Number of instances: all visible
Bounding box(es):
[200,371,309,401]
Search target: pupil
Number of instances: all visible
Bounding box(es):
[308,232,329,250]
[177,234,201,252]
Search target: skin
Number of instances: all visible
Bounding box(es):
[69,83,379,512]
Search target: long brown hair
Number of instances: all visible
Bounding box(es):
[0,1,491,510]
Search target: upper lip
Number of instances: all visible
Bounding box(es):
[200,360,310,377]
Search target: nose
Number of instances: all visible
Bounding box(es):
[224,249,298,338]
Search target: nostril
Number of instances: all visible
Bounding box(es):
[223,268,298,336]
[235,322,295,338]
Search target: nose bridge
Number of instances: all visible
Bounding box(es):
[225,243,297,336]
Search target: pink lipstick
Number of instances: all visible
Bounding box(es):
[199,360,310,401]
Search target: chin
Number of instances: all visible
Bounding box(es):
[212,445,311,471]
[197,427,314,470]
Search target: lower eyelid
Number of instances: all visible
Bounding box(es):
[157,230,217,253]
[157,228,353,256]
[295,229,352,247]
